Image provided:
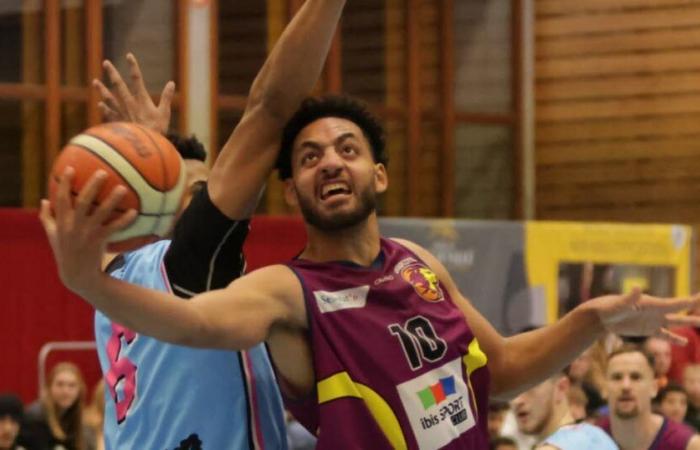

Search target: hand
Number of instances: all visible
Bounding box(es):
[590,287,700,345]
[39,168,137,295]
[93,53,175,134]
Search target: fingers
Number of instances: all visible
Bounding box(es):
[126,53,150,104]
[55,167,75,226]
[74,170,107,218]
[39,198,56,236]
[656,328,689,346]
[640,295,700,314]
[103,59,135,113]
[89,185,126,228]
[97,102,121,122]
[157,81,175,128]
[92,79,122,115]
[105,209,138,236]
[665,312,700,328]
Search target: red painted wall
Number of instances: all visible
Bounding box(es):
[0,209,306,403]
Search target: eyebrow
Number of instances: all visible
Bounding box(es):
[299,132,358,151]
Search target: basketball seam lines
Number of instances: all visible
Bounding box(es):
[206,221,243,291]
[132,124,169,236]
[51,175,174,218]
[82,131,170,194]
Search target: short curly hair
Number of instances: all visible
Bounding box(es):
[276,95,388,179]
[166,132,207,162]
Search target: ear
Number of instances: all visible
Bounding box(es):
[555,375,570,402]
[374,163,388,194]
[284,179,299,208]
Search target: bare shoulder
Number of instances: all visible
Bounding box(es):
[389,237,450,279]
[686,434,700,450]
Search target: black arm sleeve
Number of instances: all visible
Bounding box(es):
[164,185,250,298]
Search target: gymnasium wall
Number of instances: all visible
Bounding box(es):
[535,0,700,223]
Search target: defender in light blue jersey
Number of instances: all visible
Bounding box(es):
[87,2,347,447]
[97,240,285,450]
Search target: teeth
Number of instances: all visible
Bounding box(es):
[322,183,348,197]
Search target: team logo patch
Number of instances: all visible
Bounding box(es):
[395,257,444,302]
[313,285,370,313]
[417,376,457,410]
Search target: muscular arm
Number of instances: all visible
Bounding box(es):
[208,0,346,219]
[80,264,305,350]
[396,239,605,399]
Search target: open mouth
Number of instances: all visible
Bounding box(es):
[320,182,352,200]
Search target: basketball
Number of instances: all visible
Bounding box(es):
[48,122,186,252]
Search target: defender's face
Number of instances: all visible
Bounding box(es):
[0,416,19,449]
[606,352,657,420]
[511,379,556,436]
[286,117,387,231]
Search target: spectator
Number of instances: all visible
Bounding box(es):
[82,381,104,450]
[568,344,607,416]
[645,336,672,390]
[684,364,700,430]
[488,401,510,438]
[599,345,700,450]
[658,383,689,424]
[669,304,700,383]
[0,394,25,450]
[25,362,89,450]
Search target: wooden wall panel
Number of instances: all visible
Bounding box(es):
[535,0,700,221]
[535,0,700,285]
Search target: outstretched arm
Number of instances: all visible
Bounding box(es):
[396,239,700,399]
[40,169,304,350]
[208,0,346,219]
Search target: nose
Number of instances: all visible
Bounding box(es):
[318,148,344,177]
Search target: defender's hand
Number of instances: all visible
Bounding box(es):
[93,53,174,134]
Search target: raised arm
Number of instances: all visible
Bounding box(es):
[395,239,700,399]
[208,0,346,219]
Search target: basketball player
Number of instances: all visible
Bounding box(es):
[599,346,700,450]
[42,97,700,448]
[511,370,617,449]
[60,1,347,449]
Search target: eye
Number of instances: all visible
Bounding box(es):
[301,152,318,165]
[341,144,357,155]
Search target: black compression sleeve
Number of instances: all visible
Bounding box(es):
[164,185,250,298]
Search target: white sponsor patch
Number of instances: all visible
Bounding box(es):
[397,357,476,449]
[313,285,370,313]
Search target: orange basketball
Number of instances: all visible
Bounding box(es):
[48,122,186,252]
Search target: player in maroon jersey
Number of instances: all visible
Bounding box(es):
[42,94,700,448]
[599,345,700,450]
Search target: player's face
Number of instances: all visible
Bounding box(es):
[49,369,81,412]
[605,352,657,420]
[645,338,671,377]
[182,159,209,211]
[660,391,688,423]
[511,379,556,435]
[286,117,387,232]
[0,415,19,449]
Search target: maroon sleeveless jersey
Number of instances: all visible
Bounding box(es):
[599,416,695,450]
[285,238,491,449]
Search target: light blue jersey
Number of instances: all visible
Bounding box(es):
[95,240,287,450]
[542,423,618,450]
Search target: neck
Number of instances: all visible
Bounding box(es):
[300,213,381,266]
[611,412,662,450]
[538,404,574,442]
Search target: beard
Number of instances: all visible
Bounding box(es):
[613,401,640,419]
[296,183,377,232]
